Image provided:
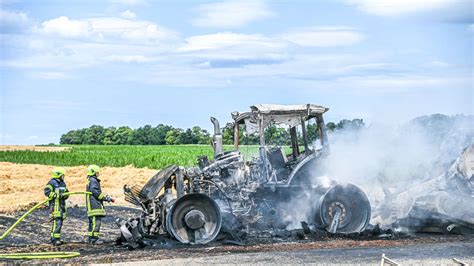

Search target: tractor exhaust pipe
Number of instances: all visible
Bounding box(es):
[210,117,223,157]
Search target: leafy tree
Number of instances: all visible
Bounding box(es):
[129,125,158,145]
[113,126,133,145]
[165,128,182,145]
[155,124,173,145]
[60,130,82,144]
[222,126,234,145]
[222,124,260,145]
[83,125,105,144]
[336,119,365,131]
[192,126,211,144]
[102,127,116,145]
[326,122,337,132]
[265,124,290,145]
[179,128,195,144]
[242,133,259,145]
[306,123,319,142]
[59,118,365,145]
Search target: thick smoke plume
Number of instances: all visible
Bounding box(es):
[282,114,473,230]
[319,114,474,226]
[322,115,472,187]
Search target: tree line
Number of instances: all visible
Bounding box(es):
[59,119,364,145]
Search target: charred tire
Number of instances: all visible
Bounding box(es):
[166,193,222,244]
[314,183,371,234]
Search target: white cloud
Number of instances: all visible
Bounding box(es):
[177,27,364,62]
[180,32,283,52]
[90,17,174,42]
[120,10,136,19]
[0,9,28,26]
[423,60,451,68]
[39,16,177,44]
[0,34,174,70]
[280,27,364,47]
[179,32,289,61]
[40,16,91,38]
[123,52,472,91]
[346,0,448,16]
[7,24,364,71]
[192,0,274,28]
[103,54,156,63]
[345,0,473,22]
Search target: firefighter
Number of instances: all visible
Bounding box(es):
[86,164,114,244]
[44,167,69,246]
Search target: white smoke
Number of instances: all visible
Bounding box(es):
[318,114,474,226]
[275,114,473,231]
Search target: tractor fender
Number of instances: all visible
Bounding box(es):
[139,165,179,201]
[288,153,318,185]
[287,151,325,185]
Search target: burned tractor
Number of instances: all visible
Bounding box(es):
[119,104,371,245]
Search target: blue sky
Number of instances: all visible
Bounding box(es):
[1,0,473,144]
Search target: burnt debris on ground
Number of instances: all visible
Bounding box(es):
[1,210,472,265]
[116,219,404,250]
[0,205,394,248]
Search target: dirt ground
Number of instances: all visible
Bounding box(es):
[0,205,473,264]
[0,162,158,213]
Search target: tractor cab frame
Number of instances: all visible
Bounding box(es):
[211,104,330,187]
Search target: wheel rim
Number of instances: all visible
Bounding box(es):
[315,183,371,233]
[166,193,222,244]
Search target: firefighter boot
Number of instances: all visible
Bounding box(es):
[51,238,62,246]
[88,237,104,245]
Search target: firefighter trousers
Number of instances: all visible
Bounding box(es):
[51,218,63,240]
[88,216,102,239]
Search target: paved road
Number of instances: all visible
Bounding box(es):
[113,241,474,265]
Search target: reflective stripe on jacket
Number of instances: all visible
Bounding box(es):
[86,175,106,217]
[44,178,69,219]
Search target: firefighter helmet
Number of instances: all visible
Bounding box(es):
[51,167,66,179]
[87,165,101,176]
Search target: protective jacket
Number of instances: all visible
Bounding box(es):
[86,175,106,217]
[44,178,69,219]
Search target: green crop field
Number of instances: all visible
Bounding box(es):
[0,145,261,169]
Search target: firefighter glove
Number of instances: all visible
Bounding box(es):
[105,195,115,203]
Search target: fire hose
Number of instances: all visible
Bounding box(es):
[0,191,92,260]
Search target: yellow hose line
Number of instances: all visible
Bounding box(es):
[0,192,92,260]
[0,200,49,241]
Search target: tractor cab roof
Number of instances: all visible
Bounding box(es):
[231,104,329,134]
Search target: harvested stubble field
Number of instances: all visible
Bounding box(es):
[0,145,71,152]
[0,162,157,213]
